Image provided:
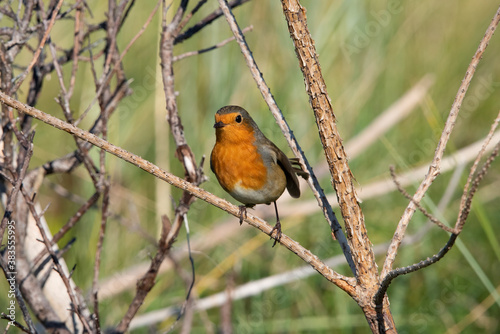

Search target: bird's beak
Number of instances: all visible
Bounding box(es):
[213,121,226,128]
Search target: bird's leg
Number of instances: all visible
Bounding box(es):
[238,205,248,225]
[270,201,282,247]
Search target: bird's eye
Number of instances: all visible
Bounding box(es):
[235,115,242,123]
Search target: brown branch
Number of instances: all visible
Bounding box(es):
[278,0,375,285]
[0,92,356,294]
[176,0,208,35]
[0,132,67,333]
[67,1,84,99]
[381,4,500,278]
[455,110,500,231]
[456,140,500,231]
[0,134,31,242]
[91,181,110,333]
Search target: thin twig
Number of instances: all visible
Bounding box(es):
[74,7,146,123]
[91,181,110,333]
[455,110,500,231]
[456,141,500,231]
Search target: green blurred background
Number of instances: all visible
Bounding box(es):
[2,0,500,332]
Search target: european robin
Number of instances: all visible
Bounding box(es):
[210,105,303,246]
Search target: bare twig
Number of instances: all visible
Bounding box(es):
[456,140,500,231]
[381,4,500,278]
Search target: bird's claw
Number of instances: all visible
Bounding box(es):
[238,205,247,225]
[270,221,282,247]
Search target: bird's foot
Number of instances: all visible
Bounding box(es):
[238,205,247,225]
[270,220,282,247]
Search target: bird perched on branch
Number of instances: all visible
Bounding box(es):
[210,105,305,246]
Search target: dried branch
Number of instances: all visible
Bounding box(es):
[0,92,356,294]
[91,181,110,333]
[0,133,32,242]
[381,4,500,278]
[456,140,500,231]
[279,0,378,289]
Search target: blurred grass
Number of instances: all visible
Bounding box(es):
[2,0,500,333]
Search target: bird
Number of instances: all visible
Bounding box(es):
[210,105,304,246]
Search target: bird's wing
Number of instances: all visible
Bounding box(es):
[276,149,301,198]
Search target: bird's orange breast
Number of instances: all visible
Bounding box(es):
[211,125,267,194]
